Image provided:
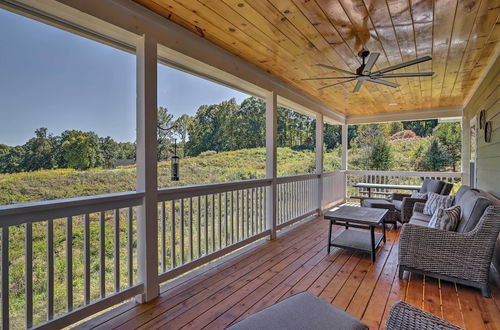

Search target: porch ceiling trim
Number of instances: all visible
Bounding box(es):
[3,0,346,124]
[346,106,463,125]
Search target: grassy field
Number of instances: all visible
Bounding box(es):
[0,141,432,328]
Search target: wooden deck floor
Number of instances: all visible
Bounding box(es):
[79,216,500,330]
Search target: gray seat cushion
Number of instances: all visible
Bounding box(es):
[226,292,369,330]
[455,190,494,233]
[392,200,402,211]
[362,199,395,210]
[409,211,432,226]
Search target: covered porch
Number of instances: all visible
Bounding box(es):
[76,216,499,329]
[0,0,499,329]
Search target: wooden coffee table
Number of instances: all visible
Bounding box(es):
[324,206,388,262]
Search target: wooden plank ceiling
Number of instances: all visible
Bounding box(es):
[134,0,500,116]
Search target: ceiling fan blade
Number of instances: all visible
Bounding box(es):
[301,76,358,81]
[367,78,399,88]
[316,64,357,76]
[373,56,432,74]
[318,78,357,90]
[362,52,380,75]
[353,80,364,93]
[372,72,434,78]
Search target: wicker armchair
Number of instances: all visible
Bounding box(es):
[399,205,500,297]
[392,193,427,224]
[385,301,462,330]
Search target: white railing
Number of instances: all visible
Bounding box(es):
[322,171,346,209]
[276,174,320,228]
[0,173,334,329]
[156,178,271,283]
[345,170,463,200]
[0,192,145,329]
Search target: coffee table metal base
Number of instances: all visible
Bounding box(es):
[327,221,385,262]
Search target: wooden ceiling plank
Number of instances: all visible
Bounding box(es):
[148,0,280,66]
[134,0,500,116]
[438,0,482,106]
[451,7,500,97]
[263,0,380,112]
[360,0,418,110]
[335,0,408,111]
[194,0,347,102]
[410,0,433,109]
[288,0,387,113]
[243,0,368,111]
[386,0,422,106]
[430,0,458,108]
[304,0,392,113]
[147,0,340,105]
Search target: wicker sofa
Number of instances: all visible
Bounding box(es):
[362,179,453,226]
[399,185,500,296]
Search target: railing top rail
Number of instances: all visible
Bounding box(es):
[158,178,272,201]
[0,191,144,227]
[276,173,320,184]
[322,170,344,177]
[344,170,463,178]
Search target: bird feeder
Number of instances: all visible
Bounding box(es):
[171,140,180,181]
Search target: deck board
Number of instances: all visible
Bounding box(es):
[78,216,499,329]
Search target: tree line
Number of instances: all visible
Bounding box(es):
[0,96,461,173]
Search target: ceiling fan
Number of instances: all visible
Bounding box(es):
[303,50,433,93]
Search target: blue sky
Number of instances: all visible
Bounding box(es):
[0,9,248,146]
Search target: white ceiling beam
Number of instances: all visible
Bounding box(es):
[4,0,346,124]
[346,106,463,125]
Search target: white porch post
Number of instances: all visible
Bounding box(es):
[266,91,277,240]
[341,124,348,170]
[316,114,324,213]
[461,116,471,185]
[341,124,348,201]
[136,33,160,302]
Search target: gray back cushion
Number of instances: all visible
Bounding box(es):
[454,185,471,204]
[456,189,494,233]
[420,179,445,194]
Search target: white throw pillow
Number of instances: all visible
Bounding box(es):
[423,192,453,216]
[411,192,428,199]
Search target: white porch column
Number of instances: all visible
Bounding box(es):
[136,33,160,302]
[316,114,324,212]
[341,124,348,170]
[461,116,471,185]
[265,91,278,240]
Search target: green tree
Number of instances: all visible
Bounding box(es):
[98,136,119,168]
[61,131,99,170]
[116,142,136,160]
[0,146,26,173]
[0,144,11,157]
[173,114,193,157]
[422,139,448,171]
[235,97,265,149]
[324,124,341,150]
[403,120,438,136]
[369,136,393,170]
[22,127,56,171]
[433,122,461,171]
[157,106,175,160]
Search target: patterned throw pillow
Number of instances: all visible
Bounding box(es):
[411,192,428,199]
[428,206,461,231]
[423,192,454,216]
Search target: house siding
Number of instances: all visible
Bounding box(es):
[462,54,500,279]
[463,55,500,197]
